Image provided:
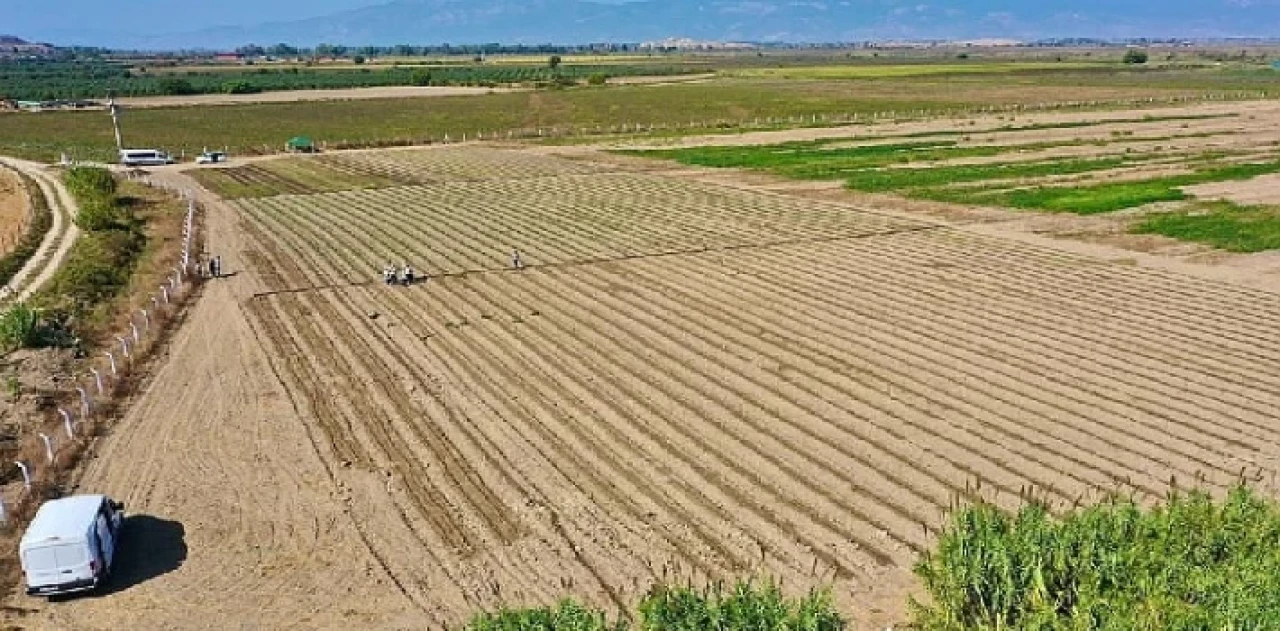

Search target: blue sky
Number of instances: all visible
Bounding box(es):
[6,0,377,41]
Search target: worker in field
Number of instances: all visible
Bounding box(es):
[208,255,217,279]
[511,248,524,270]
[213,256,222,278]
[383,264,396,285]
[402,263,415,286]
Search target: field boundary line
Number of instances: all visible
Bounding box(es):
[246,222,952,299]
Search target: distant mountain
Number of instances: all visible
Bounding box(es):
[36,0,1280,50]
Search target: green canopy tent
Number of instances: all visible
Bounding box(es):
[286,136,315,153]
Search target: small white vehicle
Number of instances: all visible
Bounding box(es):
[118,149,175,167]
[20,494,125,597]
[195,151,227,164]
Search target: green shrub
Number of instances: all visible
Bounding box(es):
[464,579,845,631]
[1123,49,1150,64]
[912,486,1280,630]
[64,166,116,203]
[465,599,619,631]
[639,581,843,631]
[587,73,608,86]
[0,303,42,352]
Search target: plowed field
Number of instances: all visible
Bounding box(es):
[14,146,1280,630]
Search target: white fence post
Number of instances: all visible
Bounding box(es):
[15,462,29,490]
[76,386,90,419]
[116,336,130,359]
[105,351,118,376]
[38,433,53,464]
[131,322,140,344]
[161,285,170,303]
[90,368,104,395]
[58,408,74,438]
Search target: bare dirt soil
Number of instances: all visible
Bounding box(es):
[1187,173,1280,205]
[116,85,519,109]
[0,166,29,258]
[7,144,1280,630]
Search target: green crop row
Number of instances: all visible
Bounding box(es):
[922,159,1280,215]
[1132,200,1280,252]
[465,579,843,631]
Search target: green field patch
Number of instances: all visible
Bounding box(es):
[732,62,1108,79]
[1133,200,1280,252]
[844,157,1131,193]
[920,159,1280,214]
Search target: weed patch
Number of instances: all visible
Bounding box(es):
[1133,201,1280,252]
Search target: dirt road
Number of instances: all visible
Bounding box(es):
[0,158,80,303]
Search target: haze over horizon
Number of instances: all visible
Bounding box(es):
[7,0,1280,50]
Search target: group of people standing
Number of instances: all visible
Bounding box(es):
[383,263,415,286]
[380,249,526,286]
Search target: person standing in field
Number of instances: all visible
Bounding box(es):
[213,256,222,278]
[401,263,414,286]
[511,248,524,270]
[207,255,216,279]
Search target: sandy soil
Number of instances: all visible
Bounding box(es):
[116,85,518,109]
[10,145,1280,630]
[0,166,28,257]
[1187,173,1280,205]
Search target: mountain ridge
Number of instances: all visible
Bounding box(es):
[23,0,1280,50]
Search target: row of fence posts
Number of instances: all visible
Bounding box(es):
[0,177,199,524]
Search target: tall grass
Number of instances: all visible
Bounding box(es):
[464,579,844,631]
[0,303,42,352]
[912,486,1280,630]
[1133,201,1280,252]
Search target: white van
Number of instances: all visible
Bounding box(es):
[118,149,174,167]
[20,495,125,596]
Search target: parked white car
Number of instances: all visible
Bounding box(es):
[20,494,125,596]
[195,151,227,164]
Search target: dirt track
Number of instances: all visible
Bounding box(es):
[10,145,1280,629]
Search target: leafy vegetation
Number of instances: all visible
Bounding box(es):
[35,168,146,336]
[1123,49,1150,65]
[842,157,1130,193]
[1133,201,1280,252]
[464,579,844,631]
[939,160,1280,214]
[0,303,42,352]
[913,486,1280,630]
[0,59,698,101]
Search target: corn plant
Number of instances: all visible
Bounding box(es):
[0,302,42,352]
[912,485,1280,630]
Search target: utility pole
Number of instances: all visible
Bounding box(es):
[107,90,124,152]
